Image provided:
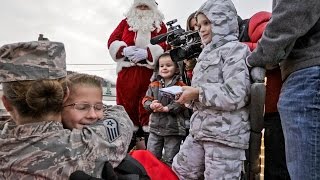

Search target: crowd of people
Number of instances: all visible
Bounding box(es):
[0,0,319,179]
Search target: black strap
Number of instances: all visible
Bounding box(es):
[238,18,250,42]
[114,154,150,180]
[101,161,119,180]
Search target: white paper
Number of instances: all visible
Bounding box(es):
[159,86,182,95]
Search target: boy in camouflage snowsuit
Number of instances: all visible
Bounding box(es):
[172,0,251,179]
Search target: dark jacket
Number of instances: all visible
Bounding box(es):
[142,75,187,136]
[247,0,320,80]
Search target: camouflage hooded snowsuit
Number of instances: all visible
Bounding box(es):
[172,0,251,179]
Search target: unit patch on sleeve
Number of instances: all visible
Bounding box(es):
[103,118,120,142]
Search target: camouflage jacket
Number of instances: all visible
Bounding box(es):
[142,75,187,136]
[190,0,251,149]
[0,105,133,179]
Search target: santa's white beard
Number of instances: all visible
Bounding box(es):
[126,9,163,33]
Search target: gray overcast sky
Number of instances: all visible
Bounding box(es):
[0,0,271,83]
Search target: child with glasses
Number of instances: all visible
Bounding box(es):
[63,73,181,179]
[62,73,133,145]
[62,73,104,129]
[142,52,189,166]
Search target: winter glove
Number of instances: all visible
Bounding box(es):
[250,67,266,83]
[123,46,137,58]
[129,48,148,63]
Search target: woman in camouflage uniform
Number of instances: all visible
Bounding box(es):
[0,39,131,179]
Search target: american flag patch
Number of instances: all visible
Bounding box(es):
[103,118,120,142]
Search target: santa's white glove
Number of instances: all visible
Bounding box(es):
[130,48,148,63]
[123,46,137,58]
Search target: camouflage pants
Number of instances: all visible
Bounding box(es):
[172,135,245,180]
[147,132,183,166]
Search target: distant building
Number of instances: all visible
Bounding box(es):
[102,80,116,105]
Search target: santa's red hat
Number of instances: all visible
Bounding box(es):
[133,0,158,10]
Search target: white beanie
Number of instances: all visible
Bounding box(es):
[133,0,158,10]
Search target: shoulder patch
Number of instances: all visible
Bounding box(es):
[103,118,120,142]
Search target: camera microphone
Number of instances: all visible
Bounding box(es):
[150,33,168,45]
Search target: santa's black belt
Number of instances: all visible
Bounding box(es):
[123,57,148,64]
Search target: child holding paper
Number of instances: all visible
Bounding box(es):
[172,0,251,179]
[142,52,188,166]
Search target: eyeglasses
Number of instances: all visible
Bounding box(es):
[64,103,104,112]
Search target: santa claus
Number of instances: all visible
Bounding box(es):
[108,0,167,148]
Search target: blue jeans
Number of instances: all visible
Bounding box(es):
[278,66,320,180]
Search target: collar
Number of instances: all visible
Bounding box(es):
[1,121,64,138]
[157,74,181,87]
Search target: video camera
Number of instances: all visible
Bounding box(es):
[150,19,202,62]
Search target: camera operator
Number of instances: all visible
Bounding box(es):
[150,15,203,144]
[174,11,199,141]
[180,12,198,86]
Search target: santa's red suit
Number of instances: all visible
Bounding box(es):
[108,0,167,132]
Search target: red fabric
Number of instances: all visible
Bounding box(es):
[109,19,168,127]
[130,150,178,180]
[116,66,153,126]
[248,11,271,43]
[242,42,256,51]
[108,19,168,61]
[242,12,271,51]
[243,11,283,113]
[147,48,153,63]
[116,46,126,59]
[186,70,193,80]
[265,67,282,113]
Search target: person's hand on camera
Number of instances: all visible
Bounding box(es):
[176,86,199,104]
[130,48,148,63]
[123,46,137,58]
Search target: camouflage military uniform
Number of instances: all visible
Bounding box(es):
[0,106,133,180]
[0,40,133,179]
[172,0,251,179]
[0,41,67,82]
